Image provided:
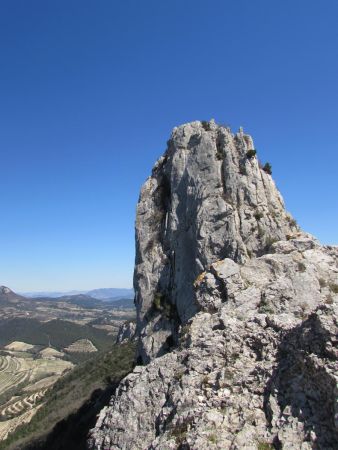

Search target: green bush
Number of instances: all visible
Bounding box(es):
[264,236,278,251]
[297,262,306,273]
[246,149,257,158]
[262,162,272,174]
[287,216,298,228]
[254,211,263,221]
[152,292,177,320]
[319,278,327,288]
[201,120,211,131]
[153,292,163,311]
[258,298,274,314]
[208,433,217,443]
[257,443,274,450]
[173,369,185,381]
[329,283,338,294]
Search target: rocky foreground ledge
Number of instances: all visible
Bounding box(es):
[89,121,338,449]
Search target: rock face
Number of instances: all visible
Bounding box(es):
[134,121,297,362]
[89,121,338,449]
[116,321,136,344]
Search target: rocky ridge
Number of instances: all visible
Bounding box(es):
[89,121,338,449]
[134,120,297,362]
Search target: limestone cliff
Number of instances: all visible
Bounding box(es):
[134,121,297,362]
[89,121,337,450]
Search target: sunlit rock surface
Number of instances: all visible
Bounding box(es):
[89,121,337,450]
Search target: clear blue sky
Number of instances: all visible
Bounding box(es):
[0,0,337,291]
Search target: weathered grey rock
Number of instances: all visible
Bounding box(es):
[116,321,136,344]
[89,121,338,450]
[134,121,296,362]
[90,232,338,450]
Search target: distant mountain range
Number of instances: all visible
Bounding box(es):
[21,287,134,301]
[86,288,134,300]
[0,285,135,311]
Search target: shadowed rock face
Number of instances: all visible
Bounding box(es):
[89,121,338,450]
[134,121,296,362]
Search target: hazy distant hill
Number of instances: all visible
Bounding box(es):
[22,290,83,298]
[0,286,135,338]
[86,288,134,300]
[22,288,134,301]
[53,294,134,310]
[0,286,26,304]
[103,298,134,308]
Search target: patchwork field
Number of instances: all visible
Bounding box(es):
[0,342,135,450]
[65,338,98,353]
[4,342,34,352]
[0,390,46,419]
[0,406,42,441]
[0,287,136,446]
[0,345,73,441]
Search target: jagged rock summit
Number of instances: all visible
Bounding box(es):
[134,120,297,362]
[89,121,338,450]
